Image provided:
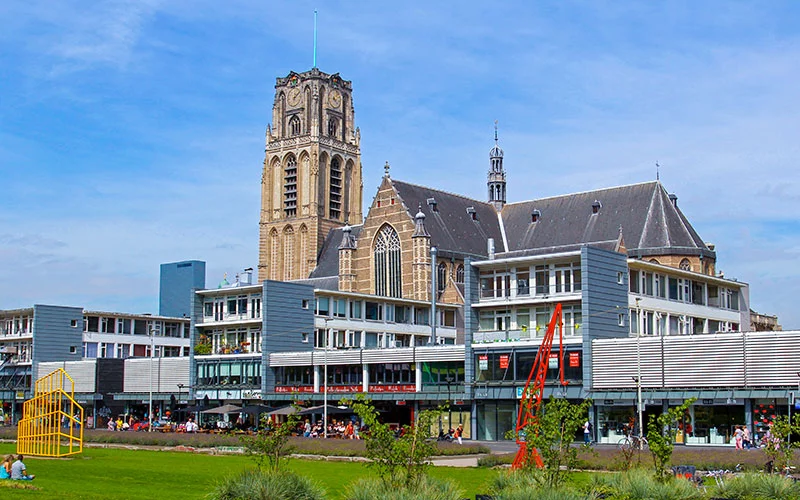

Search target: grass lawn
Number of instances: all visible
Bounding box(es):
[0,443,502,499]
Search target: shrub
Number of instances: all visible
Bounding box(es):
[477,453,513,468]
[710,472,800,500]
[589,469,703,500]
[345,475,463,500]
[208,469,325,500]
[488,471,584,500]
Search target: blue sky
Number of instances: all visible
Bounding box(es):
[1,1,799,328]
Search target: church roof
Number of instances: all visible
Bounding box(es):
[391,180,503,258]
[500,181,713,258]
[308,179,713,279]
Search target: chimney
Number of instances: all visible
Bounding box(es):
[668,194,678,207]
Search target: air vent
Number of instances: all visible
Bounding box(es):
[466,206,477,221]
[427,197,438,211]
[531,209,541,223]
[592,200,602,214]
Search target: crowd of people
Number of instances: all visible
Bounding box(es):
[300,418,362,439]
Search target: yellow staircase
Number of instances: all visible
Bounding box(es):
[17,368,83,457]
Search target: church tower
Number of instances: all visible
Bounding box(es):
[258,68,364,282]
[487,123,506,211]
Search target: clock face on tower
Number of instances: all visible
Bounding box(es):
[328,90,342,109]
[288,88,302,107]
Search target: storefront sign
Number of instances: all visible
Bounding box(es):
[274,386,314,393]
[370,384,415,393]
[548,353,558,369]
[327,385,362,393]
[603,400,615,405]
[569,352,580,368]
[396,401,407,406]
[242,390,262,399]
[499,355,509,370]
[479,355,488,371]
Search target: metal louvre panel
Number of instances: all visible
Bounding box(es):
[413,345,464,362]
[36,360,96,393]
[746,332,800,386]
[123,358,189,393]
[664,334,744,387]
[362,348,414,364]
[591,337,662,389]
[313,350,362,366]
[269,352,313,367]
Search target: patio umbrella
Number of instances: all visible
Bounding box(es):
[240,404,274,415]
[267,405,300,416]
[200,404,242,415]
[298,404,353,416]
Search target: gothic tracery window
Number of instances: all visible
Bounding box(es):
[374,225,402,297]
[437,262,447,292]
[269,229,279,280]
[283,155,297,217]
[679,259,691,271]
[456,264,464,284]
[328,118,337,138]
[283,227,295,280]
[288,115,301,136]
[329,158,342,219]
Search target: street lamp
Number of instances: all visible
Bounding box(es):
[323,319,330,439]
[177,383,185,419]
[635,297,643,449]
[149,326,155,433]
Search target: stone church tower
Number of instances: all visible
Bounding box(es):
[258,68,363,281]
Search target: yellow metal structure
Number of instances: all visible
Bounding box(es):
[17,368,83,457]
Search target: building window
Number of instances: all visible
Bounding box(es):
[70,319,78,328]
[327,118,337,137]
[456,264,464,284]
[301,332,309,343]
[302,299,309,309]
[374,225,402,297]
[329,158,342,219]
[437,262,447,292]
[679,259,691,271]
[617,272,624,285]
[283,156,297,217]
[288,115,301,136]
[618,313,625,327]
[270,229,279,280]
[69,346,77,354]
[283,226,295,280]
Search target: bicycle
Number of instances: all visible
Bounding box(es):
[617,434,648,451]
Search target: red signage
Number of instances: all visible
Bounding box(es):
[569,352,580,368]
[274,386,314,393]
[499,354,510,370]
[327,385,363,393]
[369,384,416,393]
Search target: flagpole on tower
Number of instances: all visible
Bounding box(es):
[313,9,318,69]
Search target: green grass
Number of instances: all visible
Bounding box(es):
[0,443,499,499]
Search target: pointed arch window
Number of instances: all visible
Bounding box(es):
[288,115,301,136]
[299,225,309,278]
[679,259,691,271]
[284,156,297,217]
[437,262,447,292]
[456,264,464,284]
[329,158,342,219]
[283,227,295,280]
[327,118,338,138]
[374,225,402,297]
[269,229,279,280]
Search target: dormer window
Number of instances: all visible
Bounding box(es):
[466,207,477,221]
[531,209,541,223]
[427,197,438,212]
[592,200,602,214]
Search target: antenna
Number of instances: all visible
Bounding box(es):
[313,9,318,69]
[656,161,660,181]
[494,120,499,143]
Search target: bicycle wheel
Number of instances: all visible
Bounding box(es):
[617,437,632,450]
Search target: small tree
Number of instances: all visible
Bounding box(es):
[343,394,442,489]
[646,398,696,482]
[763,415,800,472]
[510,397,593,488]
[240,404,302,472]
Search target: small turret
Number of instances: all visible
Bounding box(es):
[488,121,506,211]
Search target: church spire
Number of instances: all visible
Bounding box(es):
[488,121,506,211]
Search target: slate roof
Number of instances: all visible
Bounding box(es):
[391,180,503,257]
[309,224,363,279]
[500,181,713,259]
[307,179,713,279]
